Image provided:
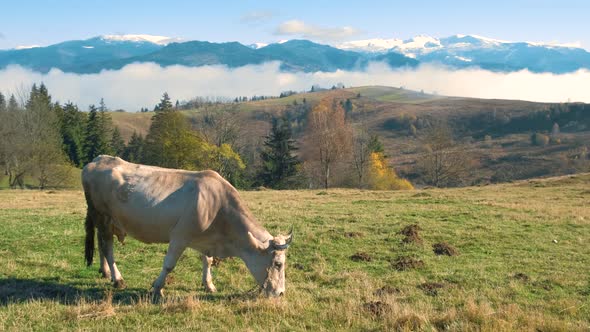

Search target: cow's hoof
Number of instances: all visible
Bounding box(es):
[204,285,217,293]
[151,288,164,303]
[99,269,111,279]
[113,279,127,289]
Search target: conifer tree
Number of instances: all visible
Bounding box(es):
[0,92,6,112]
[83,105,113,164]
[7,94,18,112]
[123,131,145,163]
[111,127,125,157]
[258,118,300,188]
[58,102,86,167]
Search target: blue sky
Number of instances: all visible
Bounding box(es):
[1,0,588,49]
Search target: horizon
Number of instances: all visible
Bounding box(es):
[1,1,589,108]
[1,0,588,50]
[2,32,588,52]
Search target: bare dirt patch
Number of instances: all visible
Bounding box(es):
[292,263,305,270]
[350,252,372,262]
[344,231,364,238]
[212,257,223,267]
[418,282,445,296]
[512,272,530,282]
[363,301,391,317]
[391,256,425,271]
[399,224,423,244]
[166,274,175,285]
[433,242,459,256]
[374,285,401,296]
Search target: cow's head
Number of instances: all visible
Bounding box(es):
[247,229,293,297]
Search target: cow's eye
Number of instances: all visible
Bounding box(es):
[274,262,283,270]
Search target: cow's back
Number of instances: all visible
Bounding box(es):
[81,155,232,244]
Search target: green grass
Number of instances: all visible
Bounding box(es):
[0,175,589,331]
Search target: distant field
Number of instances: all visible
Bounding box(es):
[0,174,589,330]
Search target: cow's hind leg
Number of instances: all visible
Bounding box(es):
[98,243,111,279]
[201,255,217,293]
[152,240,188,299]
[97,220,125,289]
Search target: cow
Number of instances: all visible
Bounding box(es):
[82,155,292,298]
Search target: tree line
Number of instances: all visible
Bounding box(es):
[0,84,416,190]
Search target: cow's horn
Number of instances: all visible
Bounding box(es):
[273,227,293,250]
[248,232,270,251]
[286,226,293,245]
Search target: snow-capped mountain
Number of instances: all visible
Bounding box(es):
[1,34,589,74]
[335,34,590,73]
[336,34,584,55]
[248,42,268,49]
[100,34,182,45]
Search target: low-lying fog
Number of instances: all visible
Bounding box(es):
[1,62,589,110]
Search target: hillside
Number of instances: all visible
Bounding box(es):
[0,174,589,330]
[111,86,590,186]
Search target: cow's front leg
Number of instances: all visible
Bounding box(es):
[201,255,217,293]
[152,240,187,299]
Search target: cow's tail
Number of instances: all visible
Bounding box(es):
[84,190,96,267]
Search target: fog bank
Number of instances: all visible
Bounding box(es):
[0,62,589,110]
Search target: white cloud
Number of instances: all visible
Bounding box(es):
[0,62,589,111]
[275,20,361,42]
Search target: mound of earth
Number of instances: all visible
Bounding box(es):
[374,285,401,296]
[417,282,445,296]
[432,242,459,256]
[391,256,425,271]
[344,231,364,238]
[350,252,372,262]
[363,301,390,317]
[400,224,423,244]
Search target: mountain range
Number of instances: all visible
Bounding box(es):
[1,34,589,74]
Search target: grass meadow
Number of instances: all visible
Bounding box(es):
[0,174,589,331]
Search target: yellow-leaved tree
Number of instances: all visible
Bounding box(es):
[367,152,413,190]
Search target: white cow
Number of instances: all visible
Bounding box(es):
[82,155,292,298]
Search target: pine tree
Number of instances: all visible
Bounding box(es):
[111,127,125,157]
[123,131,145,163]
[0,92,6,112]
[58,102,86,167]
[154,92,173,112]
[83,105,113,164]
[343,98,353,113]
[7,95,18,112]
[368,135,384,153]
[258,118,300,189]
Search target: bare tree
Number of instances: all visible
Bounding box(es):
[198,105,242,149]
[416,123,473,187]
[350,109,372,188]
[305,98,351,189]
[0,85,70,189]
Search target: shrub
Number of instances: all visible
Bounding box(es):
[367,152,414,190]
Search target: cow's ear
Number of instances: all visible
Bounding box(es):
[248,232,270,251]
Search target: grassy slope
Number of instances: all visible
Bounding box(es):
[110,86,590,185]
[0,174,589,331]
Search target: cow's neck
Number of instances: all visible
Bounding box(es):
[217,205,271,257]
